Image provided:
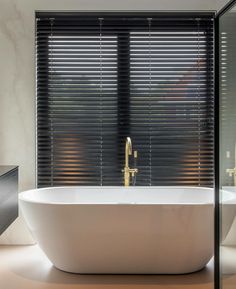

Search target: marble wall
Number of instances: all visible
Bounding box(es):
[0,0,226,244]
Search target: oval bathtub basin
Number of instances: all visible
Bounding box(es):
[19,186,214,274]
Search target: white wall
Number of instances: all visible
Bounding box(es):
[0,0,225,244]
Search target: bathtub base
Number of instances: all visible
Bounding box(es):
[40,202,212,274]
[53,264,208,275]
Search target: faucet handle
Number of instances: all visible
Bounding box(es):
[130,168,138,176]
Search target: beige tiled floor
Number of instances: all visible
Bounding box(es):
[220,246,236,289]
[0,245,213,289]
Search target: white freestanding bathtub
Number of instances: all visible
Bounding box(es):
[19,186,213,274]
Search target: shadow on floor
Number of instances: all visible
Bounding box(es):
[8,246,214,286]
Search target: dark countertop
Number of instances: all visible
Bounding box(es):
[0,166,18,178]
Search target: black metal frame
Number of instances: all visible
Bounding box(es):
[217,0,236,17]
[214,12,220,289]
[36,11,215,18]
[215,1,236,288]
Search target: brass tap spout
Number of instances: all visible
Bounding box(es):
[226,168,236,185]
[122,137,138,186]
[125,137,132,169]
[226,143,236,185]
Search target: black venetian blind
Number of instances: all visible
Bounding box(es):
[36,13,214,187]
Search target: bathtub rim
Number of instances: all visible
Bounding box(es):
[19,186,214,206]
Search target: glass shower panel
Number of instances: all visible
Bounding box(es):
[219,3,236,289]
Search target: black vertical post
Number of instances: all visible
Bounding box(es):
[214,14,220,289]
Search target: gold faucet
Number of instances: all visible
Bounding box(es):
[226,168,236,185]
[122,137,138,186]
[226,144,236,185]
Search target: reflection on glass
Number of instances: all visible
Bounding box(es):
[219,3,236,288]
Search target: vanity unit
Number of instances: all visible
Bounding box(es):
[0,166,18,235]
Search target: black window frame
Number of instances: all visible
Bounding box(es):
[36,12,215,187]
